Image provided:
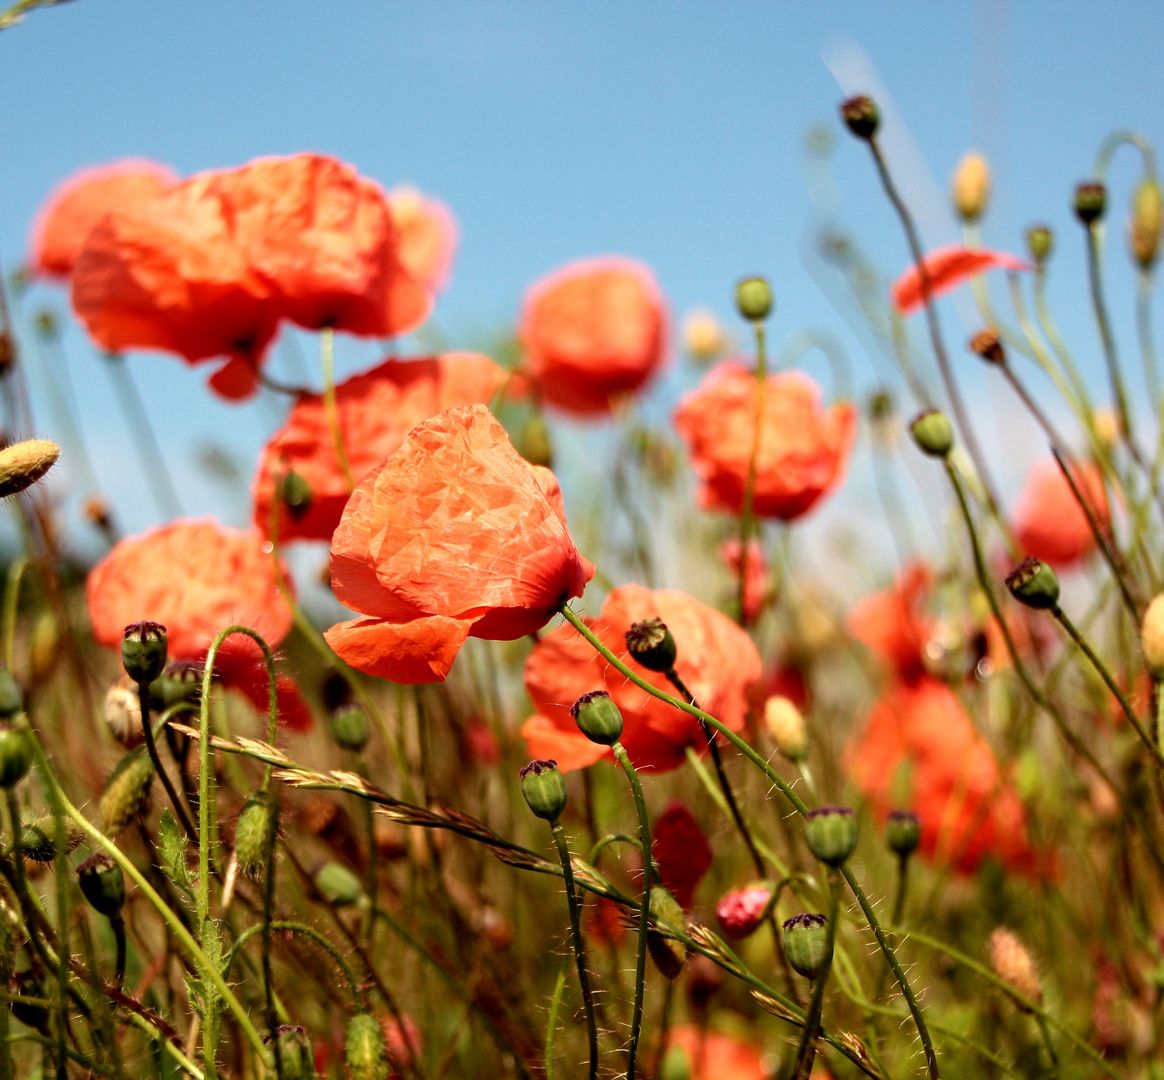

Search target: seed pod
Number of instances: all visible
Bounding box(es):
[840,95,879,140]
[29,610,60,682]
[571,690,624,746]
[518,759,567,822]
[1005,558,1060,610]
[0,439,59,499]
[235,790,276,878]
[0,725,31,789]
[804,806,858,867]
[624,618,677,673]
[78,852,126,917]
[646,887,688,980]
[1074,181,1106,225]
[989,927,1042,1010]
[783,912,829,979]
[122,622,168,686]
[910,409,954,458]
[968,328,1005,365]
[345,1012,389,1080]
[735,277,773,323]
[99,748,154,837]
[886,809,921,858]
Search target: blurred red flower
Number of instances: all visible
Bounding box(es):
[718,538,768,623]
[30,159,178,279]
[892,246,1031,316]
[653,801,713,910]
[252,352,506,543]
[325,405,593,683]
[86,518,310,730]
[663,1025,769,1080]
[520,584,760,773]
[388,186,458,294]
[674,364,855,520]
[1014,458,1109,567]
[849,563,934,683]
[520,257,667,416]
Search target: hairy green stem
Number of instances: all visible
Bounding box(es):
[550,820,598,1080]
[792,873,839,1080]
[138,681,197,841]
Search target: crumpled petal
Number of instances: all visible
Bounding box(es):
[324,613,473,684]
[892,245,1032,316]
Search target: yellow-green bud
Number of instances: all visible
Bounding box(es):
[952,151,991,222]
[783,912,829,978]
[518,414,554,469]
[78,852,126,918]
[647,886,688,981]
[99,748,154,838]
[330,704,370,753]
[571,690,624,746]
[763,695,807,761]
[1005,558,1060,610]
[624,618,677,673]
[886,809,921,857]
[1141,593,1164,676]
[519,759,567,822]
[840,95,879,140]
[0,439,59,499]
[122,622,168,686]
[315,861,364,907]
[235,790,276,877]
[910,409,954,457]
[1026,224,1054,265]
[0,724,31,789]
[735,277,773,323]
[1074,181,1106,225]
[280,469,313,522]
[804,806,858,867]
[1130,178,1163,268]
[345,1013,389,1080]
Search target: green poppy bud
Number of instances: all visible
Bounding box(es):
[735,277,773,323]
[1026,224,1054,265]
[783,912,829,979]
[331,703,370,753]
[267,1025,316,1080]
[624,618,677,673]
[519,759,567,822]
[647,886,688,980]
[571,690,624,746]
[518,414,554,469]
[77,852,126,918]
[840,95,879,140]
[17,819,80,864]
[99,748,154,838]
[149,661,203,710]
[122,622,168,686]
[886,809,921,858]
[235,790,276,878]
[804,806,858,867]
[1130,179,1163,268]
[1074,181,1106,225]
[1005,558,1060,610]
[345,1012,389,1080]
[0,724,31,789]
[314,861,364,907]
[280,470,313,522]
[910,409,954,458]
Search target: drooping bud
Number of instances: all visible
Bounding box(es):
[105,678,145,748]
[518,414,554,469]
[121,621,168,686]
[99,748,154,838]
[647,886,688,980]
[1143,595,1164,676]
[314,861,365,907]
[734,276,773,323]
[1005,558,1060,610]
[624,618,677,673]
[1074,181,1107,225]
[968,328,1005,365]
[280,470,313,522]
[571,690,624,746]
[78,852,126,918]
[910,409,954,458]
[235,790,276,877]
[267,1025,315,1080]
[0,439,59,499]
[345,1012,390,1080]
[763,695,808,761]
[804,806,858,867]
[1026,224,1054,265]
[952,152,991,222]
[1130,178,1163,268]
[783,912,829,978]
[989,927,1043,1010]
[885,809,921,858]
[0,724,31,789]
[330,703,370,753]
[840,95,879,140]
[0,665,23,719]
[715,883,773,939]
[518,759,567,822]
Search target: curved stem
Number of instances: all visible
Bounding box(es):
[550,820,598,1080]
[792,873,839,1080]
[138,682,197,841]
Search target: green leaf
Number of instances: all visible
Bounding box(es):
[156,809,192,897]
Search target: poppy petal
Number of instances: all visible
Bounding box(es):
[520,714,609,772]
[892,246,1032,316]
[323,613,474,684]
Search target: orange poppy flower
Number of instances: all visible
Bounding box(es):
[663,1025,768,1080]
[86,518,310,730]
[892,246,1031,316]
[520,583,760,773]
[519,257,667,416]
[848,563,934,682]
[70,173,279,401]
[674,364,856,520]
[30,160,178,279]
[214,154,431,338]
[387,186,458,294]
[252,352,506,543]
[1014,458,1109,567]
[325,405,594,684]
[847,677,1036,874]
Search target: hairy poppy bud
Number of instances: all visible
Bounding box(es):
[910,409,954,458]
[519,759,567,822]
[345,1012,390,1080]
[840,95,879,140]
[763,695,807,761]
[989,927,1042,1010]
[715,883,773,939]
[969,328,1005,365]
[0,439,59,499]
[105,678,144,748]
[1006,558,1060,610]
[78,852,126,917]
[280,469,313,522]
[625,618,677,673]
[783,912,829,978]
[647,887,688,980]
[330,703,370,753]
[0,665,23,719]
[122,621,167,686]
[267,1025,315,1080]
[1130,179,1163,268]
[886,809,921,857]
[314,861,364,907]
[571,690,624,746]
[150,661,203,709]
[952,152,991,222]
[1142,594,1164,676]
[99,749,154,838]
[518,414,554,469]
[1074,181,1106,225]
[0,724,31,789]
[1026,224,1054,265]
[804,806,858,867]
[735,277,773,323]
[235,790,276,877]
[18,819,81,864]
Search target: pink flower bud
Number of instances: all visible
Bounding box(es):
[715,884,772,939]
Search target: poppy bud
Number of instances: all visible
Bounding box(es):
[1130,178,1163,268]
[1005,558,1060,610]
[1142,594,1164,676]
[715,883,773,939]
[280,469,313,522]
[0,724,31,789]
[122,621,167,686]
[77,852,126,918]
[735,277,773,323]
[763,695,807,761]
[150,661,203,709]
[1074,181,1107,225]
[624,618,677,673]
[330,703,370,753]
[647,886,688,980]
[314,861,364,907]
[1093,407,1121,450]
[840,95,879,140]
[969,328,1005,365]
[105,679,145,748]
[952,152,991,223]
[235,790,276,877]
[989,927,1042,1010]
[99,749,154,838]
[17,819,80,864]
[267,1025,315,1080]
[345,1012,390,1080]
[571,690,624,746]
[783,912,829,978]
[518,759,567,822]
[1026,224,1054,265]
[682,308,727,363]
[909,409,954,458]
[804,806,858,867]
[0,664,23,719]
[885,809,920,858]
[0,439,59,499]
[518,414,554,469]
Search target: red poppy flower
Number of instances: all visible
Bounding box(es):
[674,364,856,520]
[848,563,934,682]
[86,518,310,730]
[214,154,431,338]
[718,538,768,623]
[520,584,761,773]
[252,352,506,543]
[30,160,178,279]
[1014,458,1109,567]
[847,677,1036,874]
[892,246,1032,316]
[70,173,280,401]
[519,257,667,416]
[663,1025,768,1080]
[325,405,594,684]
[387,186,458,294]
[652,801,712,910]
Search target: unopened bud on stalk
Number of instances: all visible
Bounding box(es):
[1093,408,1121,450]
[345,1012,390,1080]
[764,695,808,761]
[0,666,23,720]
[105,678,145,748]
[1005,558,1060,610]
[969,328,1006,365]
[1074,181,1107,225]
[330,703,370,752]
[99,749,154,838]
[783,912,829,978]
[952,152,991,222]
[0,439,59,499]
[280,470,313,522]
[989,927,1043,1010]
[804,806,858,867]
[1130,178,1163,268]
[77,852,126,917]
[17,819,81,863]
[314,861,364,907]
[122,621,167,686]
[886,809,921,857]
[1026,224,1054,265]
[625,618,677,673]
[518,759,567,822]
[910,409,954,458]
[715,883,773,939]
[518,414,554,469]
[0,724,31,789]
[571,690,624,746]
[267,1025,315,1080]
[840,95,879,140]
[735,277,773,323]
[682,308,727,362]
[1141,594,1164,676]
[235,790,276,877]
[647,886,688,980]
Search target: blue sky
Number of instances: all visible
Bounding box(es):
[1,0,1162,571]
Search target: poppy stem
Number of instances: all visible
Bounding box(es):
[136,681,198,842]
[791,872,839,1080]
[611,741,650,1080]
[320,327,355,491]
[737,321,767,627]
[544,958,568,1080]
